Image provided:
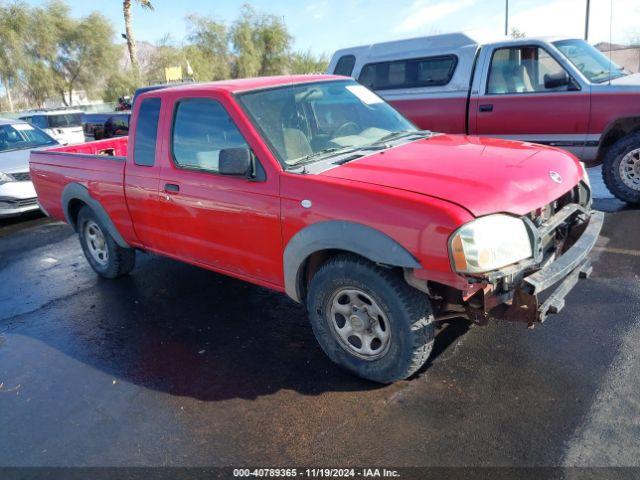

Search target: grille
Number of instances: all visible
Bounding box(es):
[526,183,590,261]
[11,172,31,182]
[0,197,37,210]
[526,183,588,228]
[16,198,37,207]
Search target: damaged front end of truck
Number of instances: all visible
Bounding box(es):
[426,180,603,328]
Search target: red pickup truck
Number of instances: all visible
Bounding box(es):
[328,34,640,204]
[30,75,603,383]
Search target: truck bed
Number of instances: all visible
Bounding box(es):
[39,136,129,158]
[29,136,135,242]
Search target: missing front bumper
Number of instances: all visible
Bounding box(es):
[500,210,604,326]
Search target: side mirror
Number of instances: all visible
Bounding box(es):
[544,71,570,89]
[219,147,251,176]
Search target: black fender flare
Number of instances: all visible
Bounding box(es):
[283,220,421,303]
[61,182,130,248]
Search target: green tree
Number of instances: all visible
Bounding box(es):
[49,11,118,105]
[255,11,291,76]
[22,1,71,107]
[145,36,186,84]
[231,5,262,78]
[123,0,154,80]
[102,70,140,102]
[185,14,230,81]
[0,2,30,112]
[288,50,328,74]
[22,62,57,108]
[230,4,292,78]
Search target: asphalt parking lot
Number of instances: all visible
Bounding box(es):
[1,168,639,468]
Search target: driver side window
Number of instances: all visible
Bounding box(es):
[172,98,249,173]
[487,46,573,94]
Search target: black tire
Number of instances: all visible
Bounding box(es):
[306,254,435,383]
[602,133,640,205]
[77,206,135,278]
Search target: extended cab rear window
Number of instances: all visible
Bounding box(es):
[358,55,457,90]
[133,98,161,166]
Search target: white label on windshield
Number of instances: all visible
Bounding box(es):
[13,124,34,131]
[346,85,384,105]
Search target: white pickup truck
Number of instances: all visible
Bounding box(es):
[328,32,640,204]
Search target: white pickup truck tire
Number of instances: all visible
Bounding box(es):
[306,254,435,383]
[77,206,136,278]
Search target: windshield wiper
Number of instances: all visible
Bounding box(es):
[373,130,414,144]
[332,130,433,166]
[370,129,432,146]
[287,146,355,167]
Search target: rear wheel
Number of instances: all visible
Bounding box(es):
[306,254,435,383]
[602,133,640,204]
[77,206,135,278]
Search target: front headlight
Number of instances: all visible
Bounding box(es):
[0,172,14,185]
[449,214,533,274]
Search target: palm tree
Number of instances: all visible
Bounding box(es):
[122,0,153,79]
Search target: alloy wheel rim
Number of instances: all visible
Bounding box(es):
[328,287,391,361]
[619,148,640,191]
[84,220,109,266]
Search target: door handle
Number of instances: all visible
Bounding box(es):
[479,104,494,112]
[164,183,180,193]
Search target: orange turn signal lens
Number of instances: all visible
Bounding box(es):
[451,235,467,272]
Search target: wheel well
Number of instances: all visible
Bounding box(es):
[597,117,640,162]
[298,249,401,301]
[66,198,88,230]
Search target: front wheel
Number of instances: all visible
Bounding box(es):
[306,255,435,383]
[602,133,640,205]
[77,206,136,278]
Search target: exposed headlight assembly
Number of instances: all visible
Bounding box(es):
[450,214,533,274]
[0,172,14,185]
[580,162,591,188]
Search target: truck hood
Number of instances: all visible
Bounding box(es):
[609,72,640,87]
[321,134,583,217]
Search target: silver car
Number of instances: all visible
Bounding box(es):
[0,118,58,218]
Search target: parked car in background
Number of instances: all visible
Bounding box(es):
[83,113,130,141]
[328,33,640,204]
[20,110,85,145]
[115,96,132,111]
[0,118,58,217]
[30,75,602,383]
[82,113,112,141]
[102,113,130,139]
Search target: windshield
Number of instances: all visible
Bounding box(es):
[237,80,416,167]
[47,113,82,128]
[553,39,629,83]
[0,123,57,152]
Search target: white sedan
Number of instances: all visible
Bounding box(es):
[0,118,58,218]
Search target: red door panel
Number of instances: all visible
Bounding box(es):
[149,91,284,288]
[473,93,590,136]
[155,171,282,286]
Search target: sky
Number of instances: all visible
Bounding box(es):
[21,0,640,55]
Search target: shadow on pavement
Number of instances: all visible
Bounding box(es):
[0,210,47,234]
[5,241,475,401]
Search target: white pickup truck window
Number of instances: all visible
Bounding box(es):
[487,46,572,94]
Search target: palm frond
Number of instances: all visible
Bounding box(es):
[136,0,154,11]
